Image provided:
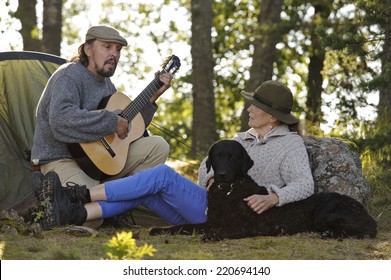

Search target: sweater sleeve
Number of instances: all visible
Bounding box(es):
[140,102,158,128]
[48,76,118,143]
[270,142,314,206]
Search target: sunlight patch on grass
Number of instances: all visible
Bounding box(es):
[166,159,200,182]
[0,241,5,259]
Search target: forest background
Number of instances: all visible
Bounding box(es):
[0,0,390,260]
[1,0,390,165]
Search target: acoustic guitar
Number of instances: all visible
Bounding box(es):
[67,55,181,180]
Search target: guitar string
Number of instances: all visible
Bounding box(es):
[120,70,167,120]
[120,57,180,120]
[121,79,161,119]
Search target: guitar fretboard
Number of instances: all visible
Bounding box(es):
[119,71,166,122]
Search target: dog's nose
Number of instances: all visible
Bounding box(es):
[216,171,226,177]
[215,172,227,181]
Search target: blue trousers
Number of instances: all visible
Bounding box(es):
[98,164,208,225]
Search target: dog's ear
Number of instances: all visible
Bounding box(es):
[242,147,254,174]
[206,156,212,172]
[205,143,215,172]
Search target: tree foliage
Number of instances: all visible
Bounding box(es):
[2,0,389,161]
[315,0,389,131]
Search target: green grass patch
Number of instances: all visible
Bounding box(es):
[1,226,390,260]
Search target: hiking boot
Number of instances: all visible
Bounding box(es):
[39,171,87,230]
[63,182,91,205]
[31,171,44,201]
[37,173,57,230]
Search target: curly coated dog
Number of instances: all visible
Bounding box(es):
[150,140,377,241]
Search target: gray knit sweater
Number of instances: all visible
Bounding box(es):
[31,61,157,163]
[198,125,314,206]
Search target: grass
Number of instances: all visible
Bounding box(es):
[1,160,390,260]
[1,225,390,260]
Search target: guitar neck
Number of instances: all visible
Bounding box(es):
[119,73,165,122]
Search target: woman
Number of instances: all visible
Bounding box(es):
[34,80,314,228]
[199,80,314,214]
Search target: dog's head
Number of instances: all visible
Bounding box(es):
[206,140,254,184]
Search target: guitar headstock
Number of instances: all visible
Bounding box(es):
[161,55,181,75]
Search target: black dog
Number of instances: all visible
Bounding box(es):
[150,140,377,240]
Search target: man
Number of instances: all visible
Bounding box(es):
[31,25,172,211]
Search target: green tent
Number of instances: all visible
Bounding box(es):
[0,51,66,212]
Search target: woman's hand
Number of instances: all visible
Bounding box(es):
[206,178,215,191]
[243,193,279,214]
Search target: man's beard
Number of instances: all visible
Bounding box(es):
[96,61,117,77]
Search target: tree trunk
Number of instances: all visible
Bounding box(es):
[15,0,41,51]
[15,0,62,55]
[190,0,217,159]
[240,0,284,131]
[378,0,391,123]
[305,3,330,133]
[42,0,62,56]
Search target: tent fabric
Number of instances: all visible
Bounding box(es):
[0,51,66,211]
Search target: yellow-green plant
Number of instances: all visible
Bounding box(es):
[33,199,50,223]
[105,231,156,260]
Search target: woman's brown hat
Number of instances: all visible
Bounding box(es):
[241,80,299,124]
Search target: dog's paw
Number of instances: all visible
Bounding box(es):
[320,230,334,239]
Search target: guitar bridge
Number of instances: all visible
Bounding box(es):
[100,138,116,158]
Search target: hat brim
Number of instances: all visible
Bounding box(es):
[86,37,128,46]
[241,90,300,125]
[97,38,128,46]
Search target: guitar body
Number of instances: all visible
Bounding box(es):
[68,92,145,180]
